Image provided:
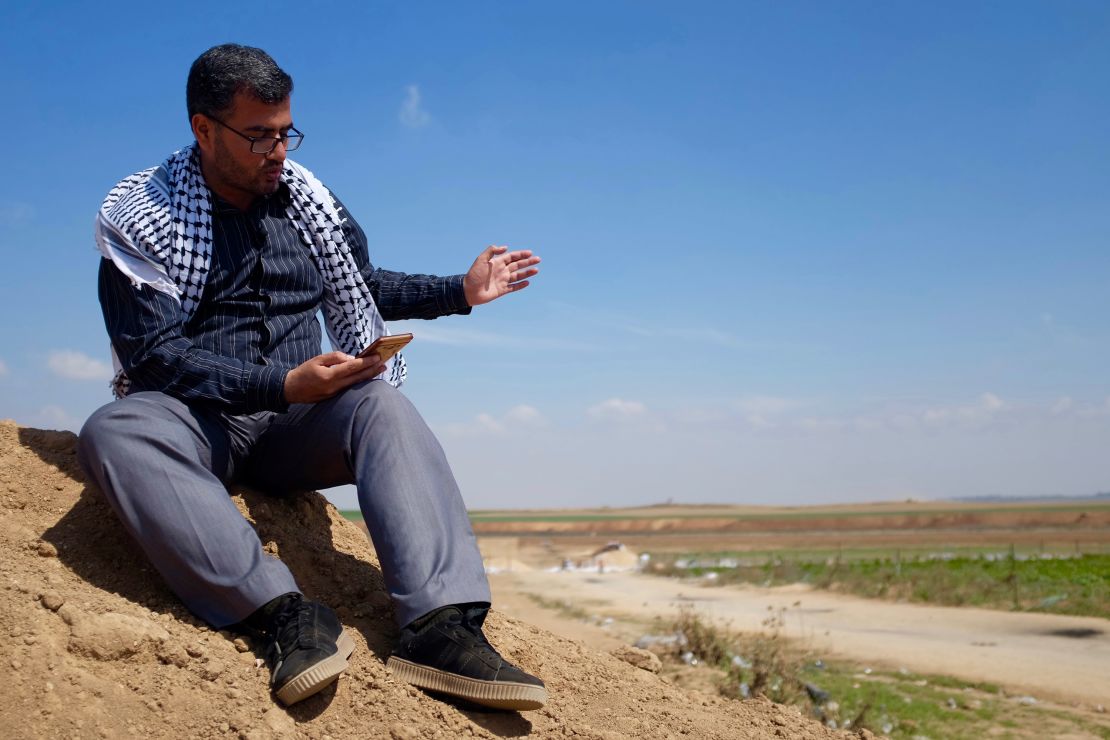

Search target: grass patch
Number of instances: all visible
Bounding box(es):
[520,592,593,622]
[647,605,805,705]
[647,606,1110,738]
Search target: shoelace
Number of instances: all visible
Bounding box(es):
[461,607,494,641]
[447,613,505,671]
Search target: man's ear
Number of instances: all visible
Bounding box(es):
[191,113,214,152]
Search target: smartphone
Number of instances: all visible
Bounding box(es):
[357,333,413,363]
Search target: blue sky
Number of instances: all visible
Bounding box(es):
[2,1,1108,509]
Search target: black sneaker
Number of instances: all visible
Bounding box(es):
[248,593,356,705]
[386,604,547,711]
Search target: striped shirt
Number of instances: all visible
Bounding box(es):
[98,183,470,414]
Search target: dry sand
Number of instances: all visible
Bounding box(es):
[0,421,855,740]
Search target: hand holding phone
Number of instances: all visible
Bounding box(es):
[357,333,413,363]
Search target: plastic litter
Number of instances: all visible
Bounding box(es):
[804,683,830,705]
[1038,594,1068,608]
[633,633,687,649]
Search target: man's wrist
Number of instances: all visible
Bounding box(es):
[251,364,292,412]
[440,274,474,315]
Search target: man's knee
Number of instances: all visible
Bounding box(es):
[77,394,193,473]
[335,380,437,458]
[342,379,419,426]
[78,401,133,470]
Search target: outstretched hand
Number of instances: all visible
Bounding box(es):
[463,245,541,307]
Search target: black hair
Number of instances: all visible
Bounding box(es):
[186,44,293,120]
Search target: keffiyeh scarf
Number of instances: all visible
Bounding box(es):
[94,144,406,398]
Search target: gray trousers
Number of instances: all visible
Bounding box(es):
[76,379,490,629]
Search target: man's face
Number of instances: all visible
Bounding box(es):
[193,91,293,209]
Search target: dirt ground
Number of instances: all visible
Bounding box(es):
[0,420,856,740]
[478,529,1110,556]
[468,501,1110,540]
[476,530,1110,708]
[488,569,1110,709]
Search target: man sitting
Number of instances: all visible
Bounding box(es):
[77,43,545,710]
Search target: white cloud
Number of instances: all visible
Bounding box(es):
[981,392,1004,411]
[1074,397,1110,419]
[34,405,83,432]
[473,414,502,433]
[47,350,113,381]
[399,84,430,128]
[683,391,1110,438]
[427,390,1110,508]
[730,395,801,416]
[786,393,1110,434]
[777,394,1009,434]
[666,396,806,428]
[730,395,804,428]
[587,398,648,422]
[504,405,545,425]
[922,393,1005,426]
[797,416,848,432]
[0,358,8,377]
[444,404,548,436]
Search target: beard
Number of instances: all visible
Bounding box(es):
[209,135,282,201]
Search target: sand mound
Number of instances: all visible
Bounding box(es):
[0,420,854,739]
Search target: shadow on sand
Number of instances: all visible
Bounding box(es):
[25,426,532,734]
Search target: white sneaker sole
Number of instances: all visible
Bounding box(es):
[275,629,356,705]
[386,655,547,711]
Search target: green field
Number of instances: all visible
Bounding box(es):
[649,549,1110,619]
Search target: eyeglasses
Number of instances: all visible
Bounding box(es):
[208,115,304,154]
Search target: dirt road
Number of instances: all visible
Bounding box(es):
[490,569,1110,708]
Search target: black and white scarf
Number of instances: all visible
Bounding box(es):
[94,144,405,398]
